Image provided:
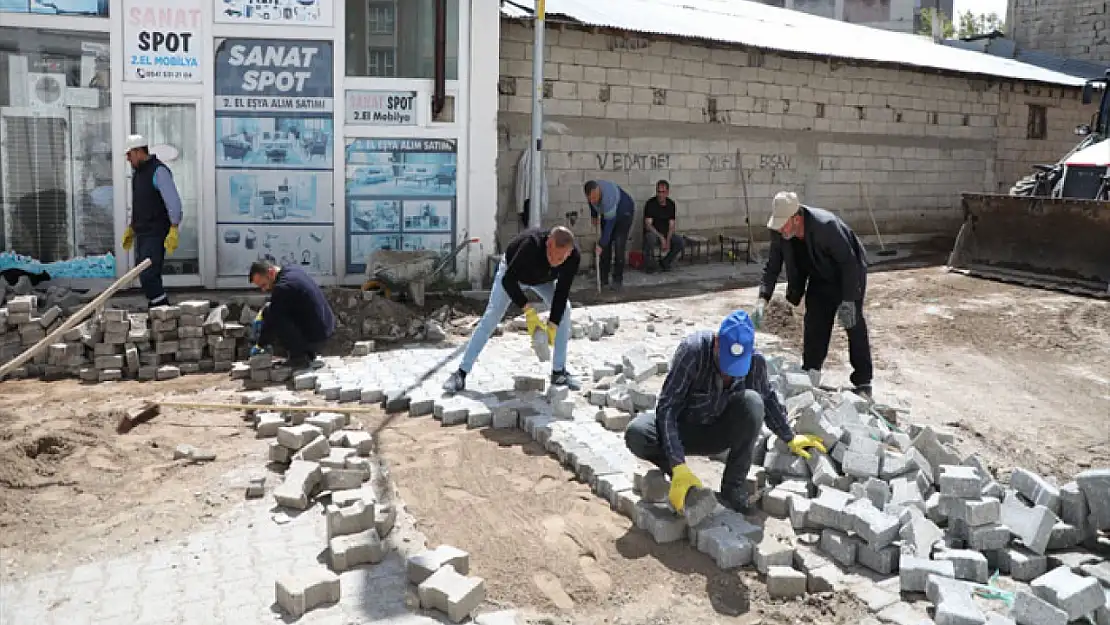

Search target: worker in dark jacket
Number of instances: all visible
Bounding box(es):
[121,134,182,307]
[585,180,636,290]
[443,226,581,393]
[249,260,336,369]
[753,191,873,398]
[624,310,826,513]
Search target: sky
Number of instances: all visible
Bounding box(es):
[952,0,1008,20]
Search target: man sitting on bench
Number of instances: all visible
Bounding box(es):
[642,179,684,272]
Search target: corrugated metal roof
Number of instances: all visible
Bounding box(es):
[500,0,1088,87]
[943,36,1108,81]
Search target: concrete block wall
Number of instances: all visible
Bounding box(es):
[1008,0,1110,63]
[495,21,1094,252]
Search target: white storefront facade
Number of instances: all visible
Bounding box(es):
[0,0,499,289]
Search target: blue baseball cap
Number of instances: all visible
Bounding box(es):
[718,310,755,377]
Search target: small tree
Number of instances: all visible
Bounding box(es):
[918,8,955,39]
[957,10,1005,38]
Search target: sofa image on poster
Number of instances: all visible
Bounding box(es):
[217,116,332,169]
[218,170,333,223]
[401,233,453,254]
[0,0,108,15]
[349,200,400,233]
[402,200,452,232]
[345,141,456,197]
[349,234,403,271]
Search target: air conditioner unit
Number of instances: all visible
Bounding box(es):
[26,74,67,109]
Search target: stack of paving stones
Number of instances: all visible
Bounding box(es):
[406,546,487,622]
[0,294,250,381]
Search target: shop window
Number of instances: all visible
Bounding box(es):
[346,0,459,80]
[0,0,108,16]
[0,28,115,276]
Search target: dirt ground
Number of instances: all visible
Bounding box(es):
[0,374,260,578]
[1,267,1107,622]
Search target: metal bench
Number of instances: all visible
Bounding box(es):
[719,233,753,264]
[682,234,709,263]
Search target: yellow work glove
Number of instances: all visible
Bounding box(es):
[787,434,828,460]
[164,226,179,255]
[524,307,542,337]
[544,321,557,346]
[668,464,704,513]
[122,226,135,251]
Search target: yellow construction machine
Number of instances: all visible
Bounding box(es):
[949,72,1110,298]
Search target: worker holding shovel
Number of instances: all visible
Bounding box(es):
[442,226,582,393]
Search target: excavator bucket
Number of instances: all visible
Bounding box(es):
[947,193,1110,298]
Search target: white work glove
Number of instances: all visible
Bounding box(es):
[836,301,857,330]
[752,298,768,329]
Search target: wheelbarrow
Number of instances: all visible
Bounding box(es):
[361,232,478,307]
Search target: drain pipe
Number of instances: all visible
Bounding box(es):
[527,0,546,229]
[433,0,447,117]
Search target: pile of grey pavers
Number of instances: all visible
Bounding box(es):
[0,294,252,382]
[240,390,487,622]
[344,332,1110,625]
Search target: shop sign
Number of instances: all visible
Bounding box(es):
[215,39,334,113]
[123,0,203,82]
[345,91,418,126]
[214,0,333,27]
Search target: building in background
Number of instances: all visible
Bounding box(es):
[1007,0,1110,64]
[0,0,499,288]
[749,0,952,34]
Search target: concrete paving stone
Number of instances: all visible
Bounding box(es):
[793,546,833,573]
[635,500,688,544]
[961,498,1001,527]
[322,467,366,491]
[375,504,397,539]
[819,529,859,567]
[764,449,812,479]
[880,450,917,480]
[877,601,932,625]
[939,465,981,499]
[1046,550,1103,572]
[277,423,324,451]
[1011,468,1061,514]
[293,436,331,462]
[808,451,841,487]
[384,390,411,414]
[616,490,641,519]
[513,375,546,392]
[622,346,657,383]
[965,523,1011,551]
[306,412,346,436]
[756,535,797,574]
[984,613,1016,625]
[764,487,795,518]
[766,565,808,600]
[848,499,901,548]
[254,412,285,438]
[418,564,486,623]
[343,431,374,456]
[1059,482,1090,532]
[858,542,901,575]
[844,449,882,479]
[1030,566,1105,620]
[1077,469,1110,531]
[936,549,989,583]
[900,555,956,593]
[273,460,322,510]
[851,583,901,612]
[275,568,341,618]
[245,476,266,499]
[596,407,632,431]
[1001,496,1058,555]
[268,440,293,464]
[912,427,961,483]
[1099,590,1110,625]
[809,486,855,532]
[889,478,926,514]
[698,526,754,569]
[1047,522,1084,550]
[808,565,845,593]
[329,528,386,572]
[1080,561,1110,588]
[790,496,814,530]
[637,469,669,503]
[1013,590,1068,625]
[407,545,471,584]
[926,576,986,625]
[596,472,635,507]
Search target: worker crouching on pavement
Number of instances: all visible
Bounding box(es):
[753,191,874,399]
[248,260,336,370]
[443,226,581,393]
[624,310,826,513]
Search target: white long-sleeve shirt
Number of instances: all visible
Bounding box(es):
[514,149,548,220]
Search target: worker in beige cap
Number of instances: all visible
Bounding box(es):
[753,191,874,399]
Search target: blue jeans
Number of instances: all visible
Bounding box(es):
[460,260,572,373]
[135,232,168,305]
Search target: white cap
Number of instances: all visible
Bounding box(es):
[125,134,148,151]
[767,191,800,231]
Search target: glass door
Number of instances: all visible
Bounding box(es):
[126,100,202,279]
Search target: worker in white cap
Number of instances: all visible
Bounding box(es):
[753,191,874,400]
[121,134,182,307]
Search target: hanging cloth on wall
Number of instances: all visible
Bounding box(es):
[514,149,548,228]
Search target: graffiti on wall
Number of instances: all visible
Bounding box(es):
[702,153,794,171]
[608,36,650,52]
[596,152,671,171]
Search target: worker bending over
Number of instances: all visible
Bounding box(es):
[584,180,636,290]
[248,260,336,370]
[624,310,826,513]
[444,226,581,393]
[753,191,874,400]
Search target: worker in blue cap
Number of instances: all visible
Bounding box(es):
[624,310,827,513]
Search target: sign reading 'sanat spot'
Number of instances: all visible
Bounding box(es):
[215,39,334,113]
[346,90,418,126]
[124,0,202,83]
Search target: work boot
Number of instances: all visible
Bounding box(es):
[443,369,466,393]
[286,354,313,370]
[805,369,822,387]
[852,384,873,402]
[550,370,581,391]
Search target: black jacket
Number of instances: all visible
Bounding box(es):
[502,229,580,325]
[259,265,336,346]
[130,156,171,236]
[759,206,868,305]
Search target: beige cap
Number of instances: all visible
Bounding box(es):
[767,191,800,231]
[125,134,148,151]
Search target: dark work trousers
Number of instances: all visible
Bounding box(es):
[642,231,685,270]
[599,213,634,286]
[624,390,764,495]
[264,309,325,360]
[135,232,169,306]
[802,286,873,388]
